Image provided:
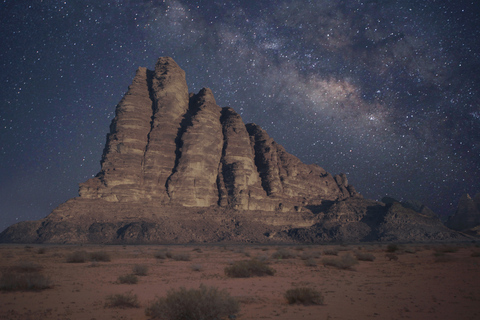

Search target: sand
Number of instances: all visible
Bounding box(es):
[1,243,479,320]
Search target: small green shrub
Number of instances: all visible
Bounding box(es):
[132,264,148,276]
[145,284,239,320]
[285,287,324,305]
[105,292,140,308]
[66,250,88,263]
[355,252,376,261]
[322,254,358,270]
[271,248,296,260]
[323,248,338,256]
[118,274,138,284]
[224,259,275,278]
[386,244,399,252]
[89,251,111,262]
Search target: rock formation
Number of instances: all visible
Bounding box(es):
[0,57,470,244]
[445,193,480,232]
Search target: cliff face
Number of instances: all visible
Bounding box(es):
[0,57,469,244]
[78,57,355,211]
[445,193,480,232]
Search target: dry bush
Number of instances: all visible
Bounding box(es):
[171,252,191,261]
[10,261,43,273]
[300,251,321,260]
[66,250,88,263]
[304,257,317,267]
[323,248,339,256]
[0,269,52,291]
[37,247,47,254]
[132,264,148,276]
[471,251,480,257]
[271,248,296,260]
[105,291,140,308]
[322,254,358,270]
[145,284,239,320]
[385,253,398,261]
[224,259,275,278]
[89,251,111,262]
[386,244,399,252]
[285,287,324,305]
[154,251,167,259]
[118,274,138,284]
[434,245,458,254]
[434,254,455,263]
[355,252,376,261]
[191,264,204,272]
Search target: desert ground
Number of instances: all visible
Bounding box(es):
[1,242,479,320]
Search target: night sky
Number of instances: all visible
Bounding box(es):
[1,0,479,232]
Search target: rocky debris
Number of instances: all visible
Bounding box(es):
[445,193,480,232]
[0,57,471,244]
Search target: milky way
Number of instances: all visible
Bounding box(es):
[1,0,479,231]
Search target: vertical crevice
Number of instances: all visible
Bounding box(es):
[164,93,199,194]
[141,69,156,176]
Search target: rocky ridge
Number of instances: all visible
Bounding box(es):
[0,57,470,244]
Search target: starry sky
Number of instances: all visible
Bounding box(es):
[1,0,479,232]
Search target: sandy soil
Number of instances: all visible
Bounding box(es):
[1,243,479,320]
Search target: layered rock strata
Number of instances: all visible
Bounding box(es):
[79,57,355,210]
[0,57,470,244]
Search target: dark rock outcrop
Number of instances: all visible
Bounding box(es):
[445,193,480,232]
[0,57,470,244]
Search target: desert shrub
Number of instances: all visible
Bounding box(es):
[154,251,167,259]
[300,251,321,260]
[304,258,317,267]
[37,247,47,254]
[145,284,239,320]
[89,251,111,262]
[0,270,52,291]
[434,254,455,263]
[132,264,148,276]
[171,252,191,261]
[386,244,399,252]
[224,259,275,278]
[285,287,324,305]
[191,264,204,272]
[355,252,376,261]
[66,250,88,263]
[10,261,43,273]
[471,251,480,257]
[165,251,174,259]
[118,274,138,284]
[435,245,458,254]
[385,253,398,261]
[192,247,203,253]
[271,248,296,260]
[322,254,358,270]
[105,292,140,308]
[404,247,416,254]
[323,248,338,256]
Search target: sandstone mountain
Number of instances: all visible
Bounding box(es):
[0,57,468,244]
